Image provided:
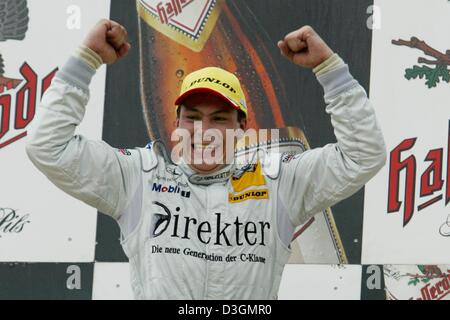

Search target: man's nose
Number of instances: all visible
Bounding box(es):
[201,118,213,132]
[194,119,212,134]
[193,119,208,141]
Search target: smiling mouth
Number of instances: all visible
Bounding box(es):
[191,144,218,152]
[189,143,225,165]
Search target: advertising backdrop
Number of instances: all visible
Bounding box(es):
[0,0,110,262]
[362,0,450,265]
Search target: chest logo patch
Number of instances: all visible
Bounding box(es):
[229,189,269,203]
[231,161,266,193]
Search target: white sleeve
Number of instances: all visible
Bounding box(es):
[25,56,143,220]
[278,63,387,227]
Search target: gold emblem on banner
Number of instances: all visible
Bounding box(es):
[137,0,223,52]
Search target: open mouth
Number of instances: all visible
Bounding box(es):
[190,143,223,164]
[191,143,217,152]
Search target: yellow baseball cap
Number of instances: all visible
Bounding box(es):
[175,67,248,117]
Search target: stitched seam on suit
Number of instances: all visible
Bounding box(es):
[41,104,117,217]
[319,87,363,203]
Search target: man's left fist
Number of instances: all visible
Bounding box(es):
[277,26,334,69]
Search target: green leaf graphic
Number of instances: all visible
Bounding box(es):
[417,265,426,275]
[404,64,450,88]
[438,64,450,83]
[408,278,420,286]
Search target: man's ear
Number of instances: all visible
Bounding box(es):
[239,118,247,131]
[175,105,183,128]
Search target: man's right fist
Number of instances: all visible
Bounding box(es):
[82,19,131,65]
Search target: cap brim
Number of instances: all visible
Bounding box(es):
[174,87,240,111]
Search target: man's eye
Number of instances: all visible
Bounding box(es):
[186,115,200,120]
[214,117,227,121]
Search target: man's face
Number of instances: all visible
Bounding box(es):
[176,93,246,173]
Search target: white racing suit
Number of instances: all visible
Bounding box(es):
[26,55,387,299]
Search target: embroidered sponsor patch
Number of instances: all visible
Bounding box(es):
[231,161,266,193]
[281,152,301,163]
[228,189,269,203]
[117,148,132,156]
[152,182,191,198]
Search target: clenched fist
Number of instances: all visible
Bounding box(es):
[277,26,334,69]
[83,19,131,65]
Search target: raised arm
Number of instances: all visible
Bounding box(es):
[25,19,141,220]
[276,26,387,227]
